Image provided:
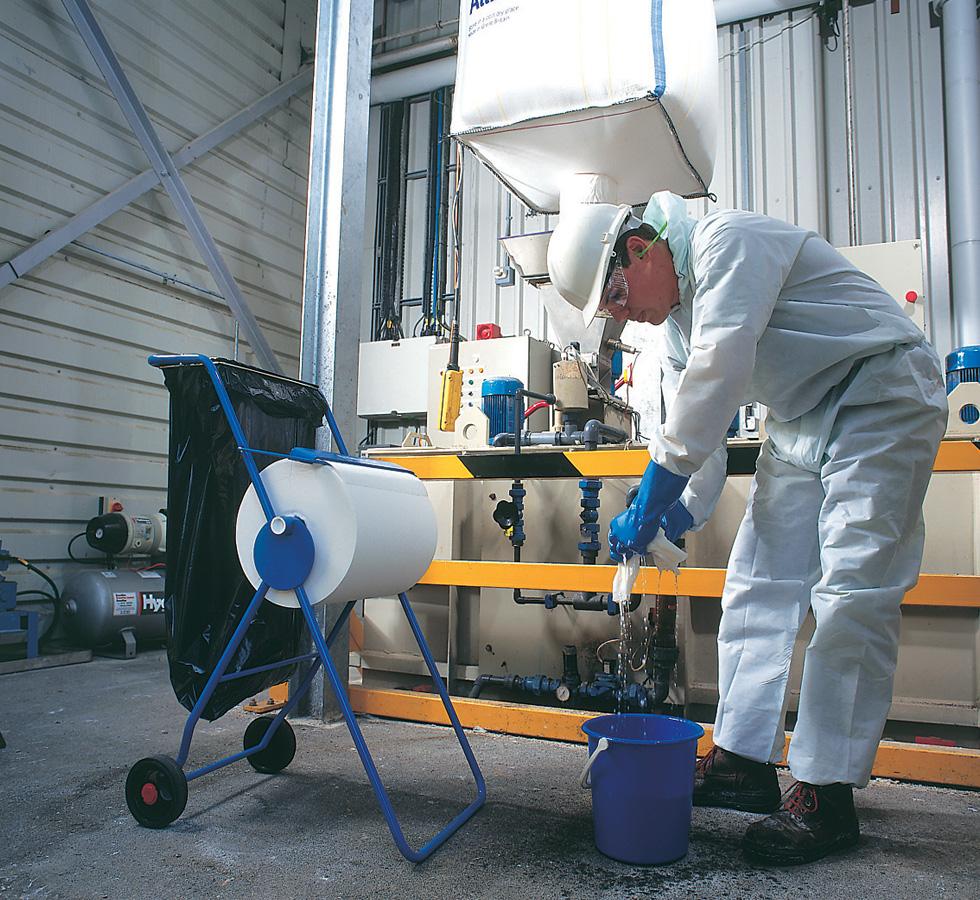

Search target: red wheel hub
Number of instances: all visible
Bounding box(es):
[140,782,159,805]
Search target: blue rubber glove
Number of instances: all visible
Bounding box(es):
[661,501,694,544]
[609,461,689,562]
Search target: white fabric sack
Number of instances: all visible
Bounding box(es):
[451,0,718,213]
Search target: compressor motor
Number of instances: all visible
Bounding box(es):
[85,511,166,557]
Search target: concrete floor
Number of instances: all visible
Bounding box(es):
[2,651,978,899]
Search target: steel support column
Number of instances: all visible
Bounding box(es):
[60,0,282,374]
[297,0,373,721]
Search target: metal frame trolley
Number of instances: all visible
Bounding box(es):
[125,354,485,862]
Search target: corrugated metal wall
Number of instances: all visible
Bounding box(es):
[0,0,315,597]
[365,1,952,356]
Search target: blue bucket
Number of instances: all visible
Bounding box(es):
[581,714,704,865]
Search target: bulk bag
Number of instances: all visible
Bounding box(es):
[451,0,718,212]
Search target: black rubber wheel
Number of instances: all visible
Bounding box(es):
[243,716,296,774]
[125,755,188,828]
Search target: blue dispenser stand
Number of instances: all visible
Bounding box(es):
[131,354,485,862]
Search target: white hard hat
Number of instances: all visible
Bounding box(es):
[547,201,633,326]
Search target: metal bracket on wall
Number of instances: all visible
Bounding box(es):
[57,0,283,374]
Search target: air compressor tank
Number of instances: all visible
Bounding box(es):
[61,569,166,657]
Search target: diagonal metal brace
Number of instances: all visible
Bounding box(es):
[0,67,312,294]
[60,0,283,374]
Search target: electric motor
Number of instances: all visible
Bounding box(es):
[86,512,166,557]
[946,346,980,425]
[481,377,524,441]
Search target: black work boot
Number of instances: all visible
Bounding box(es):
[693,746,781,813]
[742,780,860,865]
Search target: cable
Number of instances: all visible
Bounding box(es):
[10,556,62,647]
[67,532,87,563]
[13,557,59,602]
[717,12,817,61]
[16,590,57,603]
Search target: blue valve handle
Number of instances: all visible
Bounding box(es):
[609,460,689,562]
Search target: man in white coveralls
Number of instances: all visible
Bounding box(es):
[547,191,947,865]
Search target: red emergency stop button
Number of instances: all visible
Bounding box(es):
[905,291,918,303]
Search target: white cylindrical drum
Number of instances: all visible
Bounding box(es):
[235,458,438,609]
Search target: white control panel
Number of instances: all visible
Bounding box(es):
[427,335,556,448]
[356,336,437,420]
[837,240,927,335]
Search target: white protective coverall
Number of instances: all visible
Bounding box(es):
[644,193,947,786]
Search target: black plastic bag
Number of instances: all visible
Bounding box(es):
[160,358,328,721]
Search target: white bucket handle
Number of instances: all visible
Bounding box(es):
[579,737,610,789]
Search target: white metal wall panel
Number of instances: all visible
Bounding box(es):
[0,0,315,595]
[821,1,950,353]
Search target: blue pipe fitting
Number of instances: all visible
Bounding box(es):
[578,479,603,565]
[518,675,561,696]
[509,481,527,549]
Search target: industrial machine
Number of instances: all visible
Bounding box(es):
[352,234,980,743]
[349,1,980,791]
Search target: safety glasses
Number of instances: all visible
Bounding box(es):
[597,264,629,317]
[597,219,668,317]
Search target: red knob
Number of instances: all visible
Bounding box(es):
[905,291,918,303]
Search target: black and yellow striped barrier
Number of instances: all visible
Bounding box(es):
[373,439,980,480]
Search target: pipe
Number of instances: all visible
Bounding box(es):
[469,674,521,699]
[581,419,628,451]
[372,35,457,72]
[841,0,859,246]
[562,644,581,690]
[513,389,556,456]
[645,595,679,708]
[713,0,816,26]
[938,0,980,349]
[491,431,576,448]
[469,670,654,712]
[371,56,457,106]
[512,589,640,614]
[578,479,602,565]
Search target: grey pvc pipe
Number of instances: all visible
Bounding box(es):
[372,35,457,71]
[371,55,456,105]
[940,0,980,349]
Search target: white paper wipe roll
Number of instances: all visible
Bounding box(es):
[235,458,438,609]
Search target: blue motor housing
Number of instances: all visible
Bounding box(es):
[482,377,524,441]
[946,345,980,425]
[946,346,980,391]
